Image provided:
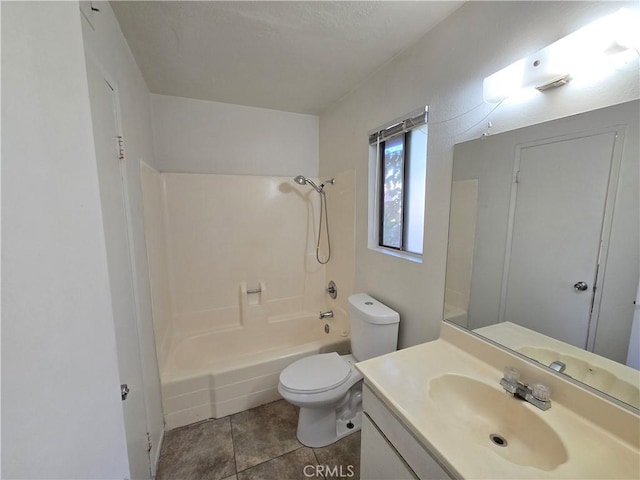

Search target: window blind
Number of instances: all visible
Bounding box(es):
[369,107,428,145]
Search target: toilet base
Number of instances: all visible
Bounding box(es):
[336,411,362,440]
[296,407,362,448]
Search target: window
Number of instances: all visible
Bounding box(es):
[369,108,427,259]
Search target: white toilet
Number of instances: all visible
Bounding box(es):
[278,293,399,447]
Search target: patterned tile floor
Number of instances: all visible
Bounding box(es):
[157,400,361,480]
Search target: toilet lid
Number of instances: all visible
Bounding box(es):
[280,352,351,394]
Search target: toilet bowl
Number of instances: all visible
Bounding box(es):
[278,294,399,447]
[279,353,363,447]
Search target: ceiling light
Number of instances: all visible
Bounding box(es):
[483,9,640,103]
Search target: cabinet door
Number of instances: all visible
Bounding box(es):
[361,415,417,480]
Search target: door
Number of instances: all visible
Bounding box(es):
[503,131,617,348]
[86,60,151,479]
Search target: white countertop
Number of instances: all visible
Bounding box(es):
[356,324,640,479]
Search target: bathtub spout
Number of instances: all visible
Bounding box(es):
[319,310,334,320]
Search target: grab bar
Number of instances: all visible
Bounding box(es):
[246,288,262,294]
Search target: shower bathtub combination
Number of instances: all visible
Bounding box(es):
[140,166,355,429]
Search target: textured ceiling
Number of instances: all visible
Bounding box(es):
[111,1,463,114]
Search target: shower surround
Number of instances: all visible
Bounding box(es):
[141,163,354,428]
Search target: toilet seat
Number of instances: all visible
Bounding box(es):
[280,352,351,394]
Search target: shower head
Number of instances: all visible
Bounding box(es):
[294,175,308,186]
[293,175,322,193]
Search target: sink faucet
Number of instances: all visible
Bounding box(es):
[319,310,334,319]
[549,361,566,373]
[500,367,551,411]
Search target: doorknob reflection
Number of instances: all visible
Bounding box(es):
[573,281,589,292]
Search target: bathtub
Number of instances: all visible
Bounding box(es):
[160,312,350,429]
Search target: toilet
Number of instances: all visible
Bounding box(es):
[278,293,399,447]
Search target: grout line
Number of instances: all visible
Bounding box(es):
[232,400,308,474]
[311,449,327,480]
[235,446,308,474]
[229,415,239,477]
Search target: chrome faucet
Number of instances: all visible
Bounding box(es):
[319,310,334,319]
[500,367,551,411]
[549,361,567,373]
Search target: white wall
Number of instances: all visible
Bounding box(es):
[140,162,174,370]
[325,170,357,315]
[319,1,640,348]
[1,2,129,478]
[147,172,326,335]
[151,94,319,176]
[81,1,164,468]
[445,179,478,312]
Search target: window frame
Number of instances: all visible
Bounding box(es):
[368,107,428,262]
[377,130,413,252]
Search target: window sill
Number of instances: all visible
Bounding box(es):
[368,245,423,264]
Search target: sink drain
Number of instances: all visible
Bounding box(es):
[489,433,508,447]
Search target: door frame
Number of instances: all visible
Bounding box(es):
[497,125,627,351]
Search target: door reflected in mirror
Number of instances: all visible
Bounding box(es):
[445,100,639,409]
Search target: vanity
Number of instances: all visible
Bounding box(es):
[356,322,640,479]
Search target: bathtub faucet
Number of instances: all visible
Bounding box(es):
[319,310,334,320]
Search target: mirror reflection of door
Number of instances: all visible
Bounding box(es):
[446,101,639,408]
[446,99,639,372]
[502,131,619,349]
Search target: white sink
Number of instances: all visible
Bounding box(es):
[517,346,639,408]
[429,374,568,471]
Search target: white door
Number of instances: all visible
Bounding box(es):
[503,132,617,348]
[86,60,151,479]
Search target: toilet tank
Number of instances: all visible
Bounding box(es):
[348,293,400,361]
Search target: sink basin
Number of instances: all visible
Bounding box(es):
[517,346,640,408]
[429,374,568,471]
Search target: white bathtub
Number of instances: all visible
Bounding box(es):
[160,313,350,429]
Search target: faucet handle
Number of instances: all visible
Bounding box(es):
[503,366,520,383]
[531,383,551,402]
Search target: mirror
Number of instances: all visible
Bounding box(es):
[445,99,639,409]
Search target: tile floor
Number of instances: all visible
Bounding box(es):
[157,400,361,480]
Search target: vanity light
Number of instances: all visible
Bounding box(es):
[483,8,640,103]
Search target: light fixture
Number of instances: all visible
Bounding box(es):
[483,8,640,103]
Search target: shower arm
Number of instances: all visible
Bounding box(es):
[294,175,334,193]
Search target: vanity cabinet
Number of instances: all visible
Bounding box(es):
[361,384,453,480]
[361,415,417,480]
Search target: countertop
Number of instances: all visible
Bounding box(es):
[356,324,640,479]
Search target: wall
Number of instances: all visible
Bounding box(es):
[444,179,478,314]
[143,171,326,339]
[140,162,174,369]
[1,2,129,477]
[151,94,319,176]
[81,1,164,468]
[325,170,357,315]
[319,1,640,348]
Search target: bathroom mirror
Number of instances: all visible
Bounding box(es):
[444,99,640,409]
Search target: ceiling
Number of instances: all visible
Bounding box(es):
[111,1,463,115]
